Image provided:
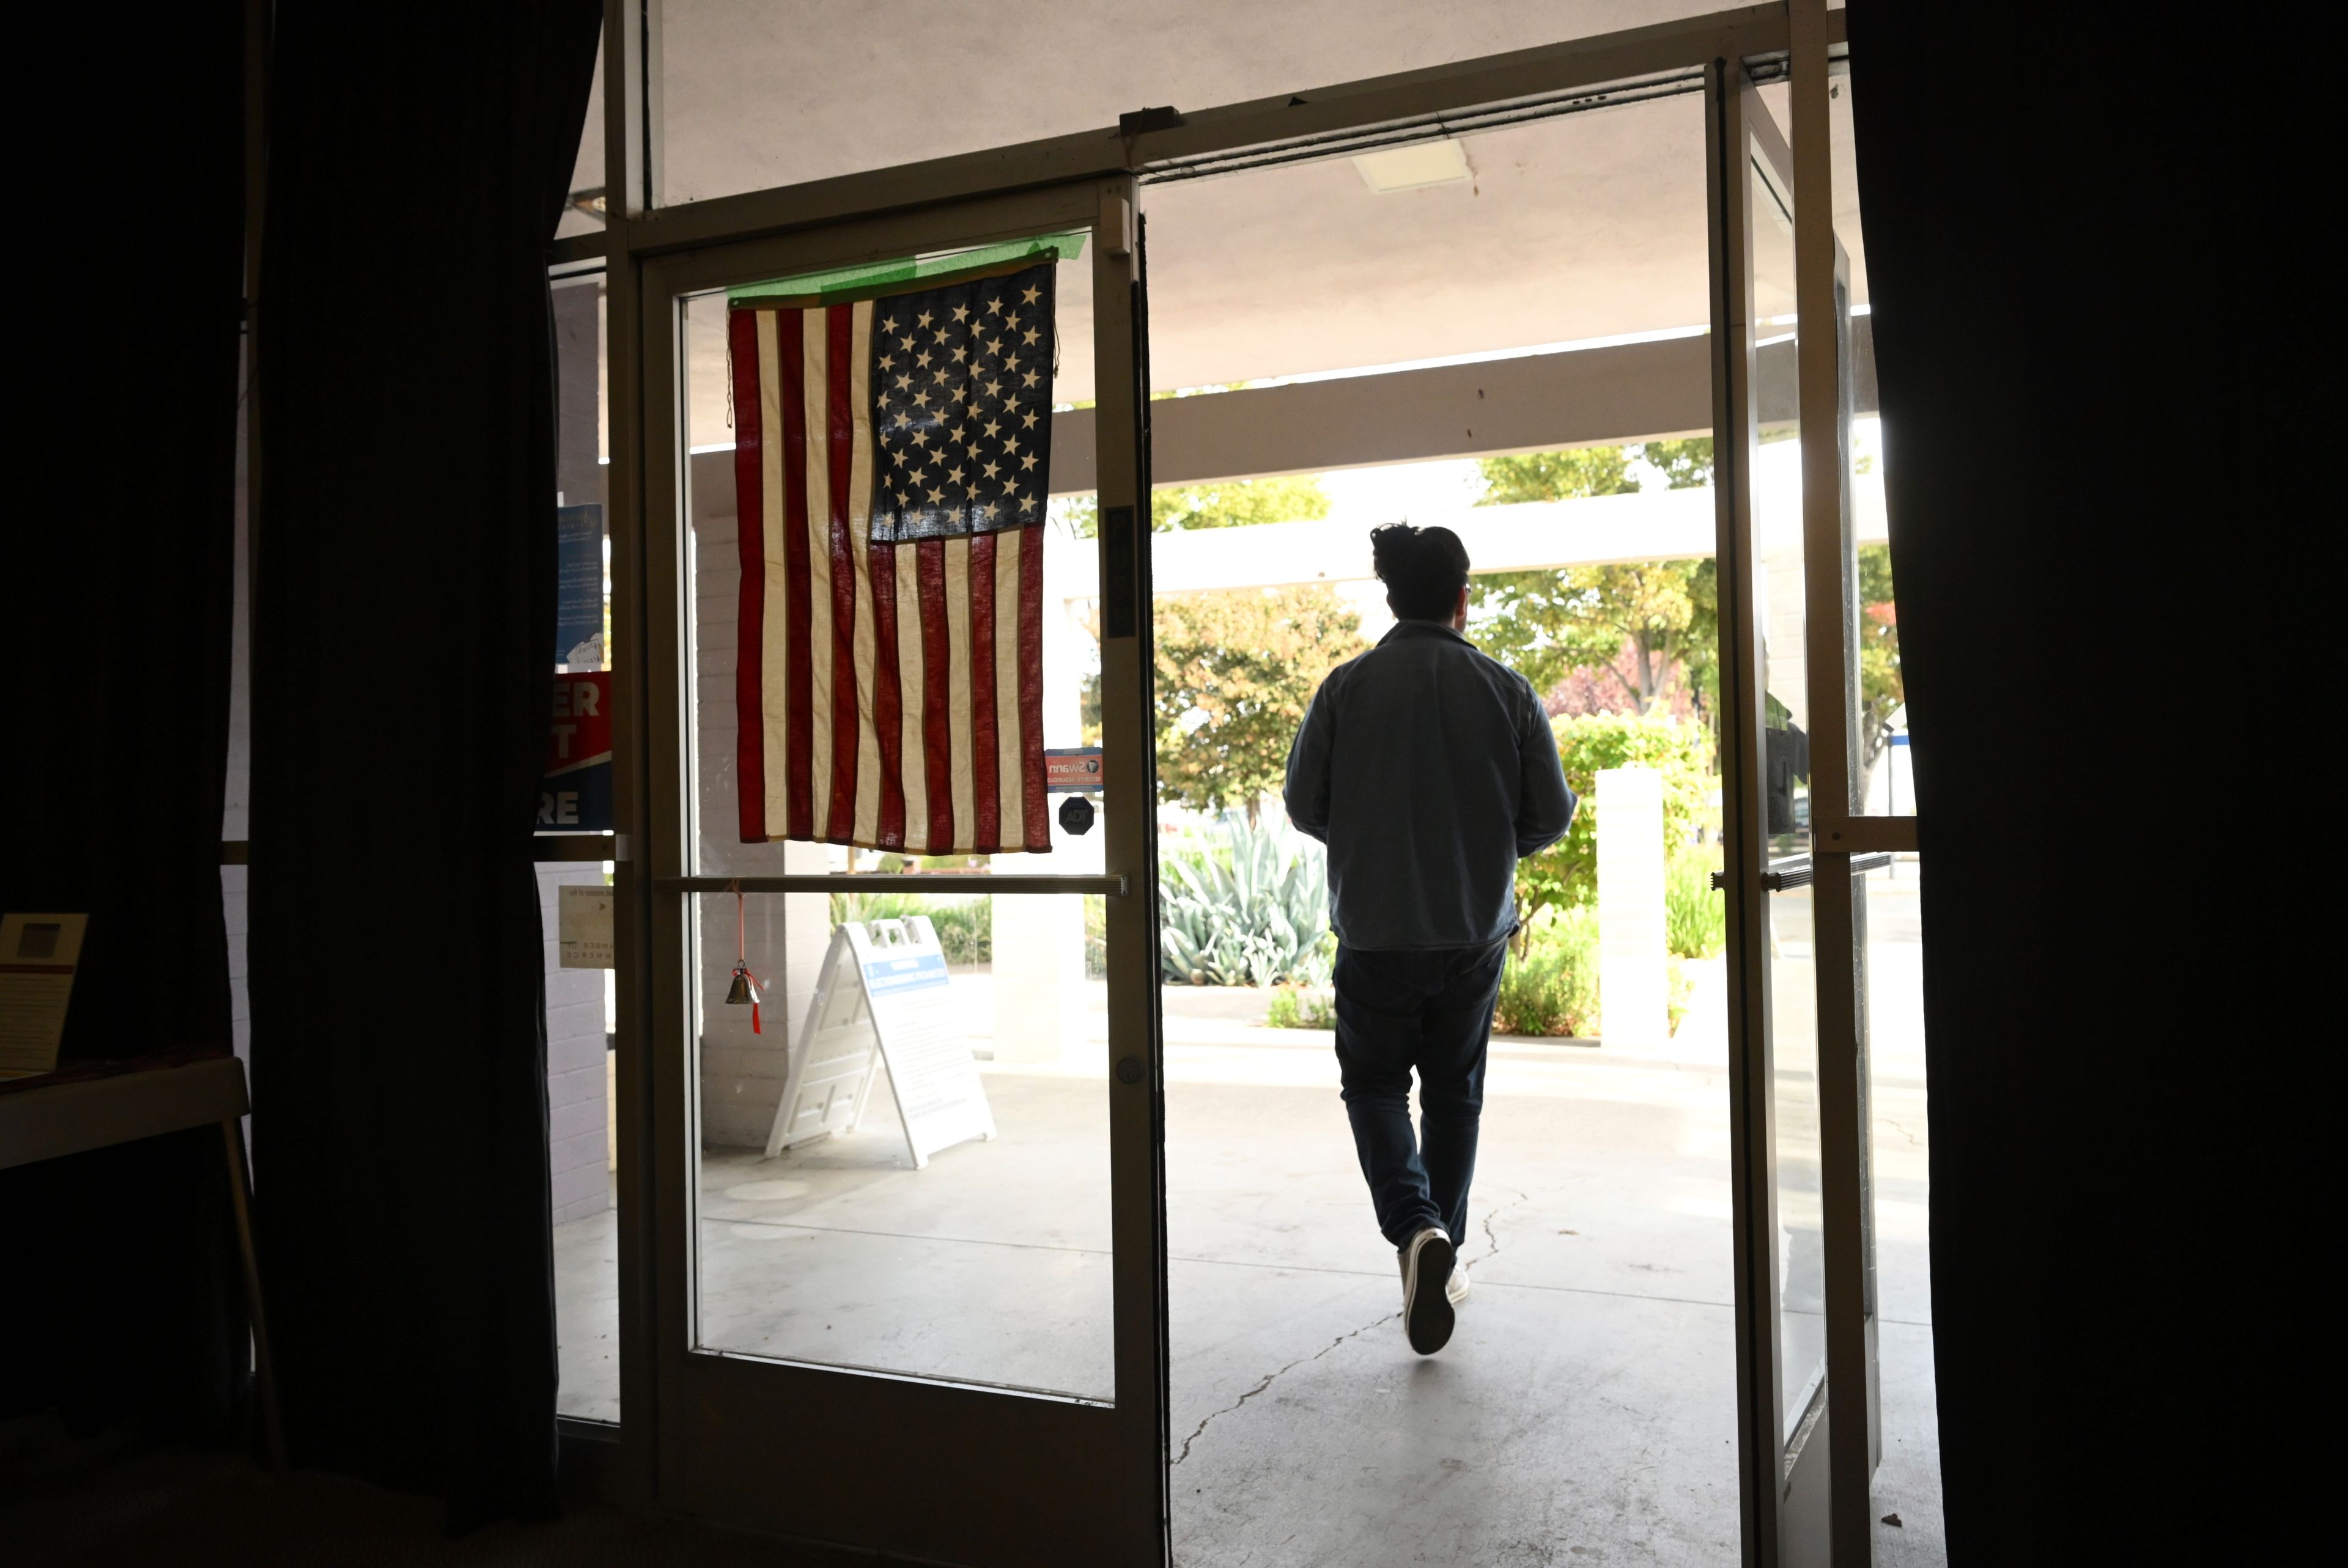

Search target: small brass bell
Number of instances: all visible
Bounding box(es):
[725,964,755,1006]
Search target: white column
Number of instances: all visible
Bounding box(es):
[991,884,1085,1064]
[1596,764,1669,1049]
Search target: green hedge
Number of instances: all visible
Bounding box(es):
[829,891,992,967]
[828,890,1106,976]
[1495,902,1703,1039]
[1666,846,1726,959]
[1266,987,1336,1029]
[1494,905,1602,1037]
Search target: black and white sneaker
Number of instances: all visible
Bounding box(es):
[1399,1226,1456,1355]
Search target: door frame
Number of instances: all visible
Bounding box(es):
[1710,58,1820,1567]
[586,5,1883,1564]
[1788,0,1911,1558]
[1711,10,1914,1562]
[625,179,1165,1565]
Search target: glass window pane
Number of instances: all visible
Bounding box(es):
[1146,92,1743,1561]
[558,37,606,239]
[690,892,1114,1399]
[652,2,1731,208]
[1145,95,1712,391]
[1769,880,1824,1439]
[674,238,1114,1400]
[548,272,620,1423]
[1746,124,1825,1443]
[1858,852,1940,1549]
[548,860,619,1422]
[1828,66,1905,814]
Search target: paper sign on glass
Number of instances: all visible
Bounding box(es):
[558,885,615,969]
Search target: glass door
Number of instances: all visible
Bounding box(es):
[635,177,1167,1565]
[1713,63,1833,1568]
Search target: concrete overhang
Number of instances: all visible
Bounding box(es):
[1050,462,1888,598]
[1046,320,1874,492]
[682,315,1877,515]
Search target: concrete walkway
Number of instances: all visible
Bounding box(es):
[553,876,1940,1566]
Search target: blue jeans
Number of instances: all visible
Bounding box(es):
[1332,940,1508,1249]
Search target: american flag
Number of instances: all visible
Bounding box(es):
[729,258,1055,853]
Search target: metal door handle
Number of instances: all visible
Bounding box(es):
[1711,852,1894,893]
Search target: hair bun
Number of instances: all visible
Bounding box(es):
[1370,522,1420,572]
[1369,523,1471,620]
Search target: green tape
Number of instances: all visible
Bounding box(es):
[728,229,1087,308]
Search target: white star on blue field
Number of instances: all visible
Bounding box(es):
[869,261,1055,543]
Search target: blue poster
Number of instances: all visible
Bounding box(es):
[556,504,604,666]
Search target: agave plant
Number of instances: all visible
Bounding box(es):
[1159,815,1333,987]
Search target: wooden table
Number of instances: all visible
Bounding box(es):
[0,1053,286,1471]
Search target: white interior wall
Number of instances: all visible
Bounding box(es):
[541,865,614,1220]
[690,498,833,1148]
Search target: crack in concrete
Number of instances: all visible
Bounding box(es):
[1475,1186,1534,1268]
[1172,1309,1398,1468]
[1173,1191,1537,1471]
[1880,1117,1925,1147]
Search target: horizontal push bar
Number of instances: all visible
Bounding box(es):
[659,874,1129,897]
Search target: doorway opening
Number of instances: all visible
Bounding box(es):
[556,12,1943,1561]
[1117,81,1937,1562]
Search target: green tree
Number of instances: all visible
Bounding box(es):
[1855,542,1903,782]
[1474,561,1718,715]
[1153,586,1366,825]
[1151,475,1329,531]
[1479,436,1715,502]
[1064,474,1340,757]
[1468,440,1719,719]
[1056,474,1331,539]
[1478,446,1635,505]
[1641,436,1716,490]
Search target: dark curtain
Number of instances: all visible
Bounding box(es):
[249,1,601,1522]
[0,3,248,1438]
[1847,4,2317,1560]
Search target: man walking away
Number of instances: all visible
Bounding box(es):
[1283,523,1576,1355]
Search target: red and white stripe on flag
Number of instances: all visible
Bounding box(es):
[728,299,1051,852]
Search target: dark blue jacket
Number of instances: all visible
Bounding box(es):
[1283,620,1576,951]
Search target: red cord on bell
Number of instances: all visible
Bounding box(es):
[728,885,767,1034]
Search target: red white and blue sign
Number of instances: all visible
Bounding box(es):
[540,671,613,831]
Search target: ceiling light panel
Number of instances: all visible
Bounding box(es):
[1351,139,1474,194]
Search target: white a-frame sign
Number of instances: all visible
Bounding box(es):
[763,916,996,1169]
